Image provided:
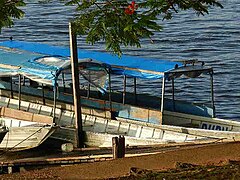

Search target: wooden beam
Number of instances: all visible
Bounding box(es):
[69,22,84,148]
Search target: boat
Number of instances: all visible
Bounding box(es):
[0,40,240,147]
[0,106,58,151]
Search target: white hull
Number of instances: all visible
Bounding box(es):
[0,124,56,151]
[52,114,240,147]
[1,95,240,147]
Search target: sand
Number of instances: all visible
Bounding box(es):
[1,141,240,179]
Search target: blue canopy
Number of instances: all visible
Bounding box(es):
[0,40,212,87]
[0,40,182,80]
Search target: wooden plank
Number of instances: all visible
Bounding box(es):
[32,114,53,124]
[0,107,33,121]
[0,107,53,123]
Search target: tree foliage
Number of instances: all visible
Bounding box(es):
[0,0,25,32]
[0,0,223,55]
[66,0,223,56]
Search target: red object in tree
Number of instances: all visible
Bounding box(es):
[125,1,138,15]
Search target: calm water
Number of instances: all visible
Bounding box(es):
[0,0,239,120]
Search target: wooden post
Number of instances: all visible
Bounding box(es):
[69,22,83,148]
[112,136,125,159]
[118,135,125,158]
[112,136,119,159]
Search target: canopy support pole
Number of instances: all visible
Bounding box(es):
[18,75,21,110]
[69,22,83,148]
[10,77,13,99]
[22,76,25,86]
[172,77,175,111]
[87,71,91,98]
[87,80,90,98]
[62,72,66,92]
[123,75,126,104]
[42,84,45,105]
[108,69,112,117]
[53,82,57,123]
[210,70,215,118]
[134,77,137,105]
[161,75,166,113]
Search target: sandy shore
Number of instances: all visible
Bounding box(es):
[1,141,240,179]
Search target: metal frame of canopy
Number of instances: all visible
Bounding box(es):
[77,59,215,118]
[164,62,215,117]
[0,55,215,120]
[0,63,59,124]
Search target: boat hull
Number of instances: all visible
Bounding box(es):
[0,107,57,151]
[0,125,57,151]
[0,92,239,147]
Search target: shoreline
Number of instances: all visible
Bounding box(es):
[1,141,240,179]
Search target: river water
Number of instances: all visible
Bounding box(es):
[0,0,239,120]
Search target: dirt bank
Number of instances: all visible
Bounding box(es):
[1,141,240,179]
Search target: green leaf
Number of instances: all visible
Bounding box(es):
[65,0,223,56]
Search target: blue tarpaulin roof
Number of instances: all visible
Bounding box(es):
[0,40,212,87]
[0,40,182,80]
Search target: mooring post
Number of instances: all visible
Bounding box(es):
[112,136,125,159]
[69,22,84,148]
[112,136,119,159]
[118,135,125,158]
